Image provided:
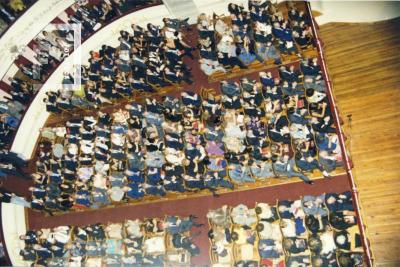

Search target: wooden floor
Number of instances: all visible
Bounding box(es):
[319,18,400,267]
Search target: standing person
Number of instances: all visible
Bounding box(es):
[0,188,31,208]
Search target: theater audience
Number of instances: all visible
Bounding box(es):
[19,216,199,266]
[0,0,163,146]
[209,191,363,266]
[33,57,343,212]
[197,0,314,76]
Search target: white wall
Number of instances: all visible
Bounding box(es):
[1,204,27,267]
[311,1,400,25]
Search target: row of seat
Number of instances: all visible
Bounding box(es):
[207,191,364,267]
[19,215,199,266]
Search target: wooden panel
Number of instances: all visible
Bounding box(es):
[319,18,400,267]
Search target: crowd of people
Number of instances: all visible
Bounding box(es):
[30,58,342,214]
[0,0,162,152]
[0,2,365,267]
[0,0,164,207]
[198,0,314,77]
[0,76,35,150]
[0,0,36,35]
[44,15,194,112]
[0,0,343,216]
[19,215,201,266]
[208,191,364,266]
[23,0,162,82]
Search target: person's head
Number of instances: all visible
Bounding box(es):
[256,223,264,232]
[312,256,324,267]
[255,206,262,215]
[207,229,215,239]
[336,233,347,245]
[283,238,294,250]
[326,195,336,205]
[308,236,322,252]
[306,88,315,97]
[338,253,353,267]
[231,231,239,241]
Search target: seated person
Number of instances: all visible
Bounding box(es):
[334,226,363,252]
[257,221,282,241]
[319,149,343,174]
[172,233,200,255]
[255,41,280,63]
[272,155,314,185]
[286,255,312,267]
[199,58,226,76]
[258,238,283,259]
[207,205,232,228]
[231,204,258,227]
[255,203,279,222]
[204,170,234,191]
[236,36,257,65]
[164,215,203,234]
[182,91,201,108]
[228,162,255,184]
[85,223,106,241]
[143,236,166,255]
[337,252,364,267]
[283,237,309,255]
[325,191,354,212]
[330,210,357,230]
[250,159,274,179]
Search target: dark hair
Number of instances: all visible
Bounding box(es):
[283,238,294,250]
[255,206,262,214]
[308,235,322,253]
[306,88,314,97]
[208,229,214,239]
[338,253,353,267]
[256,223,264,232]
[231,231,239,241]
